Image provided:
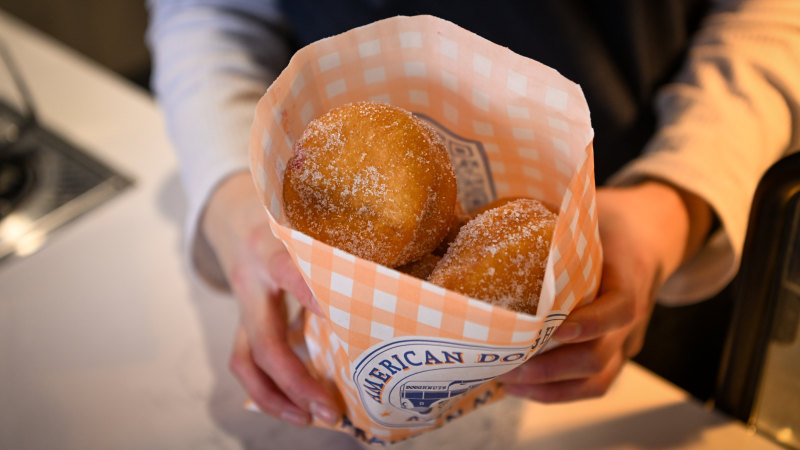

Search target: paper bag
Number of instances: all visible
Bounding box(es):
[248,15,601,444]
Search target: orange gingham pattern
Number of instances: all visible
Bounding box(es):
[249,15,601,442]
[295,308,504,443]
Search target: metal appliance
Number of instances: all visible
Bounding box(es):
[0,42,132,262]
[716,151,800,449]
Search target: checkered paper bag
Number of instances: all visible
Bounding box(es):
[248,15,601,444]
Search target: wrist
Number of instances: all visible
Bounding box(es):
[201,171,258,244]
[634,181,688,281]
[627,180,712,280]
[200,170,274,273]
[597,182,687,286]
[674,185,714,262]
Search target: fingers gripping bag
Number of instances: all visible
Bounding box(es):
[248,15,601,445]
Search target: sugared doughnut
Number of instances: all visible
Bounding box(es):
[472,196,526,216]
[283,102,458,267]
[397,253,442,280]
[428,198,557,315]
[433,202,471,257]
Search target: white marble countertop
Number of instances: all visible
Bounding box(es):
[0,10,781,450]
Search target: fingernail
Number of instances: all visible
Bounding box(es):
[554,322,581,341]
[281,409,309,427]
[244,400,261,412]
[311,402,339,425]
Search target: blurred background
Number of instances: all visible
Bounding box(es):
[0,0,151,88]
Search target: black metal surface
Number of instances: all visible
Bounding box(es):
[715,151,800,423]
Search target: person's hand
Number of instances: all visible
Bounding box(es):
[201,171,340,426]
[498,181,712,402]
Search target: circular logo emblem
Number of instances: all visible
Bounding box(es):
[352,337,531,428]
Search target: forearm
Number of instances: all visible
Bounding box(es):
[146,0,291,282]
[611,0,800,303]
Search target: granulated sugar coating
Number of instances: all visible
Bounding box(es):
[433,201,472,257]
[428,198,557,315]
[397,253,442,280]
[283,102,458,267]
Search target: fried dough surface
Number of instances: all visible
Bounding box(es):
[397,253,442,280]
[428,198,556,315]
[283,102,457,267]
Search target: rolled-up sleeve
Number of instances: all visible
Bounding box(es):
[146,0,291,284]
[610,0,800,305]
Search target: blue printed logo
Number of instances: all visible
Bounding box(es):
[352,337,532,427]
[398,378,493,414]
[351,313,565,428]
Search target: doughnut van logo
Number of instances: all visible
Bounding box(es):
[351,336,547,428]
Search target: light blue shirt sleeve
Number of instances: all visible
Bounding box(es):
[146,0,291,285]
